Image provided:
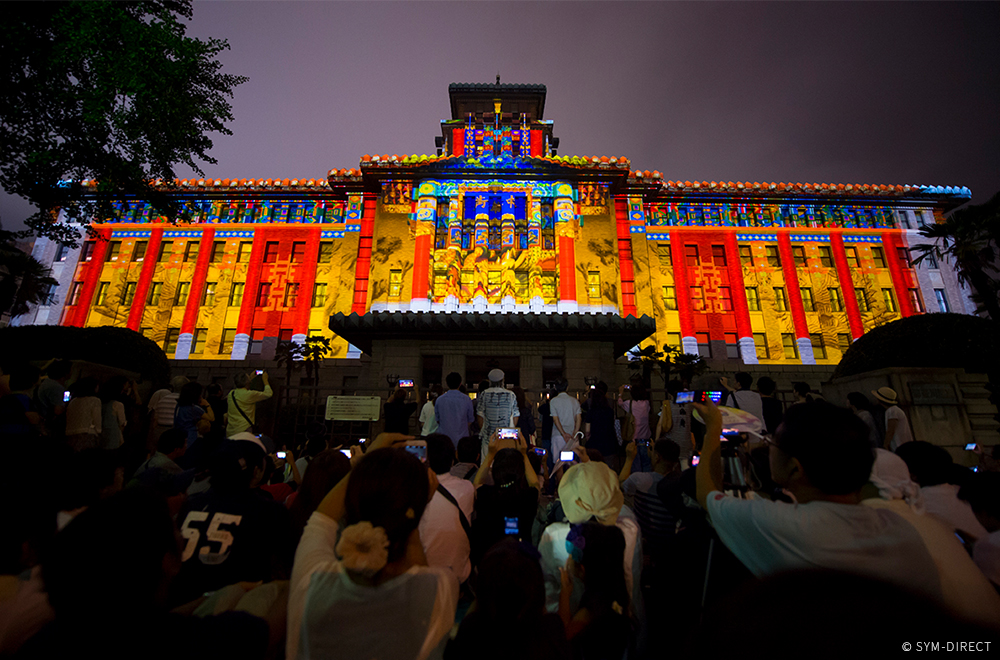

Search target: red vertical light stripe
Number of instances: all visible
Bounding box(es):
[723,232,752,339]
[126,228,163,330]
[531,129,543,157]
[411,233,432,302]
[669,229,695,339]
[235,229,267,337]
[68,226,113,327]
[829,231,865,339]
[452,128,464,156]
[557,236,577,303]
[614,197,637,317]
[180,228,215,334]
[777,233,809,339]
[294,227,323,335]
[881,232,915,317]
[350,194,376,314]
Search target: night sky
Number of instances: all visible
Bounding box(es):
[3,1,999,232]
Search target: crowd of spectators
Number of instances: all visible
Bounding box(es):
[1,360,999,659]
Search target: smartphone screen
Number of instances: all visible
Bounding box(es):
[559,450,575,462]
[504,516,519,536]
[398,379,414,388]
[499,427,518,440]
[340,449,352,458]
[255,370,264,375]
[404,445,427,462]
[965,443,978,451]
[690,455,701,466]
[276,451,287,459]
[675,391,694,404]
[63,391,71,402]
[533,447,546,456]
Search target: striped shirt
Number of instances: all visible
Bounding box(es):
[621,472,676,551]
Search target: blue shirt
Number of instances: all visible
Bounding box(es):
[435,390,475,446]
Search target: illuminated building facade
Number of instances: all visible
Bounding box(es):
[21,82,974,372]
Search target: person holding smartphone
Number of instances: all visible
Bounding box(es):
[226,370,272,437]
[384,383,420,434]
[471,429,540,562]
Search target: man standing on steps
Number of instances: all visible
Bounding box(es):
[227,371,273,437]
[475,368,518,459]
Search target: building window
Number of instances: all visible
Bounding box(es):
[792,245,806,267]
[801,287,815,312]
[284,283,300,307]
[249,329,264,355]
[104,241,121,263]
[871,246,886,268]
[319,242,334,263]
[753,333,769,359]
[882,288,897,312]
[54,244,68,262]
[828,288,844,312]
[163,328,180,355]
[312,283,327,307]
[855,289,870,312]
[95,282,109,305]
[765,245,781,267]
[586,271,601,300]
[183,241,198,263]
[746,287,760,311]
[663,286,677,311]
[739,245,753,266]
[122,282,136,306]
[837,333,852,355]
[909,288,924,313]
[691,287,705,311]
[291,242,306,263]
[132,241,147,262]
[934,289,949,312]
[541,275,556,302]
[238,241,253,262]
[926,253,939,269]
[657,244,671,268]
[201,282,217,306]
[389,270,403,298]
[263,242,280,263]
[774,287,788,311]
[696,332,711,358]
[81,241,96,262]
[279,328,294,343]
[818,246,833,267]
[845,246,859,268]
[711,245,727,267]
[782,334,798,359]
[810,333,826,360]
[191,328,207,355]
[255,283,270,307]
[666,332,682,349]
[158,241,173,262]
[219,328,237,355]
[229,282,244,307]
[175,282,190,306]
[896,247,911,267]
[148,282,163,305]
[515,271,528,298]
[210,241,226,263]
[684,245,699,267]
[724,333,739,359]
[718,286,733,312]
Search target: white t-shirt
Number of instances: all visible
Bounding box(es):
[723,389,764,424]
[549,393,582,454]
[884,405,913,450]
[706,491,941,599]
[418,473,474,582]
[288,512,458,660]
[419,401,439,436]
[921,483,989,540]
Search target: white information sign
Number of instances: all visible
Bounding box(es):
[325,396,381,421]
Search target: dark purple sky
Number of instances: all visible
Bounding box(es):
[4,1,999,231]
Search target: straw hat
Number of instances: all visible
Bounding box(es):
[872,387,899,406]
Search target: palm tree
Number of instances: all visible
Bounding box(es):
[911,191,1000,321]
[0,230,58,326]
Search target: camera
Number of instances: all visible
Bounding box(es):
[676,391,722,404]
[559,450,575,462]
[499,427,518,440]
[533,447,546,456]
[403,440,427,463]
[504,516,519,536]
[276,451,286,459]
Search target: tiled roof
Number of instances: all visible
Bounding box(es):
[358,153,631,171]
[449,82,546,93]
[627,173,972,198]
[70,177,345,190]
